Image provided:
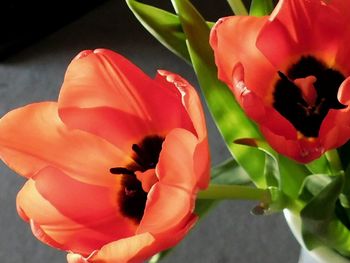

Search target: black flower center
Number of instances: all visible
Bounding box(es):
[273,56,346,138]
[110,135,164,223]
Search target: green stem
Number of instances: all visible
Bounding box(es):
[227,0,248,15]
[197,184,270,202]
[325,149,343,175]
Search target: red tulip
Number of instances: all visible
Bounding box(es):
[0,49,210,262]
[210,0,350,163]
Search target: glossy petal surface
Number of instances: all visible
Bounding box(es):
[58,49,194,150]
[0,102,130,186]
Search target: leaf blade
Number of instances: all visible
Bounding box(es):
[170,0,267,187]
[250,0,274,16]
[126,0,191,62]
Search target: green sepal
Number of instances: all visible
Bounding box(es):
[249,0,274,16]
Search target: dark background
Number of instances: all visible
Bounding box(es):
[0,1,300,262]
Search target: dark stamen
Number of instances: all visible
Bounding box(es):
[110,167,135,175]
[132,143,143,157]
[277,71,289,81]
[273,56,346,137]
[111,135,165,223]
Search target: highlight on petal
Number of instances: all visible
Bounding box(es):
[0,102,133,187]
[155,71,210,188]
[58,49,194,149]
[210,15,275,99]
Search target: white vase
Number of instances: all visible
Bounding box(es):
[284,210,350,263]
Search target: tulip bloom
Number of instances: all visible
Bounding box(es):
[210,0,350,163]
[0,49,209,262]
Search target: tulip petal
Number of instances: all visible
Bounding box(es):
[232,63,297,140]
[260,126,323,163]
[210,15,275,99]
[155,71,210,188]
[58,49,193,147]
[156,128,199,192]
[0,102,133,186]
[333,0,350,74]
[74,232,155,263]
[319,108,350,150]
[257,0,348,69]
[90,233,154,263]
[67,215,197,263]
[17,167,138,256]
[338,77,350,106]
[137,183,194,236]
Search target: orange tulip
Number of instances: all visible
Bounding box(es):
[0,49,210,262]
[210,0,350,163]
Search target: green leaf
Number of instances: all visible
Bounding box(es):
[300,174,346,251]
[338,140,350,170]
[298,174,332,202]
[170,0,267,188]
[227,0,248,15]
[267,186,291,212]
[341,166,350,208]
[301,174,342,222]
[126,0,191,62]
[126,0,215,64]
[249,0,274,16]
[234,138,280,187]
[322,219,350,257]
[264,154,280,188]
[278,156,310,199]
[234,138,310,199]
[211,158,251,185]
[306,155,331,175]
